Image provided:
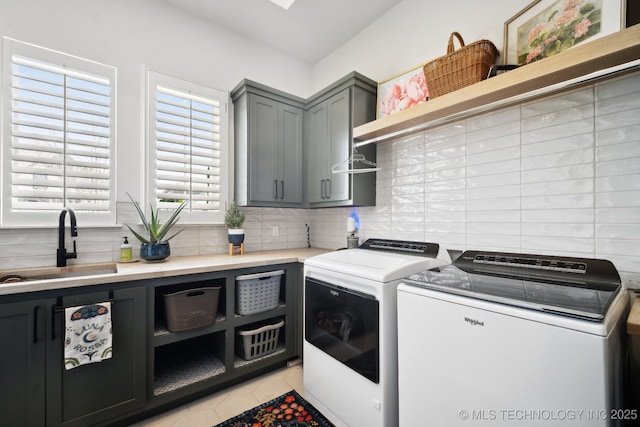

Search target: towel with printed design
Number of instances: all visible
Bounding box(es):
[64,302,112,370]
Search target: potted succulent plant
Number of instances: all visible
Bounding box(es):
[224,202,245,246]
[124,193,187,261]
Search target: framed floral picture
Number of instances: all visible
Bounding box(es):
[376,63,429,119]
[504,0,625,65]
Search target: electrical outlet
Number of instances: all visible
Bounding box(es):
[272,226,279,237]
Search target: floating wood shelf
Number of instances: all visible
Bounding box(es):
[353,24,640,145]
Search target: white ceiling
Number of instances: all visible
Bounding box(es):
[162,0,403,64]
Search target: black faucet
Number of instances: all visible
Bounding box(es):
[57,207,78,267]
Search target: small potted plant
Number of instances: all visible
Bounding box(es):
[224,201,245,246]
[124,193,187,261]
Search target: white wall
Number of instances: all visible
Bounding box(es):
[311,0,531,92]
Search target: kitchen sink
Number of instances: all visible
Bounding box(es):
[0,262,118,283]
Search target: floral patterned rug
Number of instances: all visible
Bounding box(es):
[213,390,335,427]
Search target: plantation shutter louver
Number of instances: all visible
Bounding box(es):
[2,39,116,226]
[150,73,227,220]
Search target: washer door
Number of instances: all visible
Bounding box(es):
[305,276,379,383]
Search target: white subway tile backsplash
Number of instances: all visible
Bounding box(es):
[596,158,640,177]
[596,175,640,192]
[595,72,640,100]
[522,179,594,197]
[522,148,594,170]
[523,194,594,210]
[522,119,594,144]
[522,208,594,224]
[596,140,640,161]
[521,133,593,157]
[522,164,594,184]
[521,87,593,119]
[521,236,594,254]
[596,191,640,208]
[522,223,594,239]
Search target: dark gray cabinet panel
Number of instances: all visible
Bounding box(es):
[232,81,304,207]
[46,286,146,427]
[0,299,46,427]
[306,88,351,204]
[305,72,377,207]
[232,72,377,209]
[0,285,146,427]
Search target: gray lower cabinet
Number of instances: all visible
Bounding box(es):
[0,285,146,427]
[0,263,301,426]
[232,80,305,207]
[305,72,378,207]
[0,298,46,426]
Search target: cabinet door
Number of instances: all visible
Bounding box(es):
[46,286,146,427]
[249,94,280,203]
[306,101,328,204]
[327,88,350,202]
[280,103,303,204]
[0,299,46,427]
[306,88,352,205]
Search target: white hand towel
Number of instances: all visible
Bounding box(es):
[64,302,113,370]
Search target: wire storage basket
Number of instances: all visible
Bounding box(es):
[423,32,498,98]
[236,319,285,361]
[163,286,221,332]
[235,270,284,315]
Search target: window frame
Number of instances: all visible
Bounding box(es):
[1,37,117,227]
[146,69,230,225]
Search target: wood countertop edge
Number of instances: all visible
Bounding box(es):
[0,248,330,296]
[627,296,640,336]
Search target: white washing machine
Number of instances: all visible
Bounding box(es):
[303,239,451,427]
[397,250,629,426]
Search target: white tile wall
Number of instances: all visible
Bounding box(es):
[310,70,640,289]
[2,70,639,289]
[0,207,311,270]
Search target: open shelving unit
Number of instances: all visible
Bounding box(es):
[147,264,299,401]
[353,24,640,145]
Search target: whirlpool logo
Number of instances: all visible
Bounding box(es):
[464,317,484,326]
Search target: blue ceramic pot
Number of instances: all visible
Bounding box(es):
[228,228,245,246]
[140,242,170,261]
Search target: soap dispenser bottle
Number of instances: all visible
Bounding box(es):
[120,236,132,262]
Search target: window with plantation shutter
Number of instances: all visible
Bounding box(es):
[147,70,229,223]
[1,38,116,226]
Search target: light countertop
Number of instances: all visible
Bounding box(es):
[0,248,329,296]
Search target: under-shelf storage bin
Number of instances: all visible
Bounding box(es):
[235,270,284,315]
[163,286,221,332]
[236,319,285,361]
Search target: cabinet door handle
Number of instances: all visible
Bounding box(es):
[273,180,278,199]
[280,181,284,200]
[33,306,40,343]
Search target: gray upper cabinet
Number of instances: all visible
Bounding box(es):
[305,72,377,208]
[232,72,377,209]
[232,80,305,207]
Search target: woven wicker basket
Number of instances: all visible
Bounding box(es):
[423,32,498,99]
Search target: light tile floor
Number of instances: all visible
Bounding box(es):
[129,364,304,427]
